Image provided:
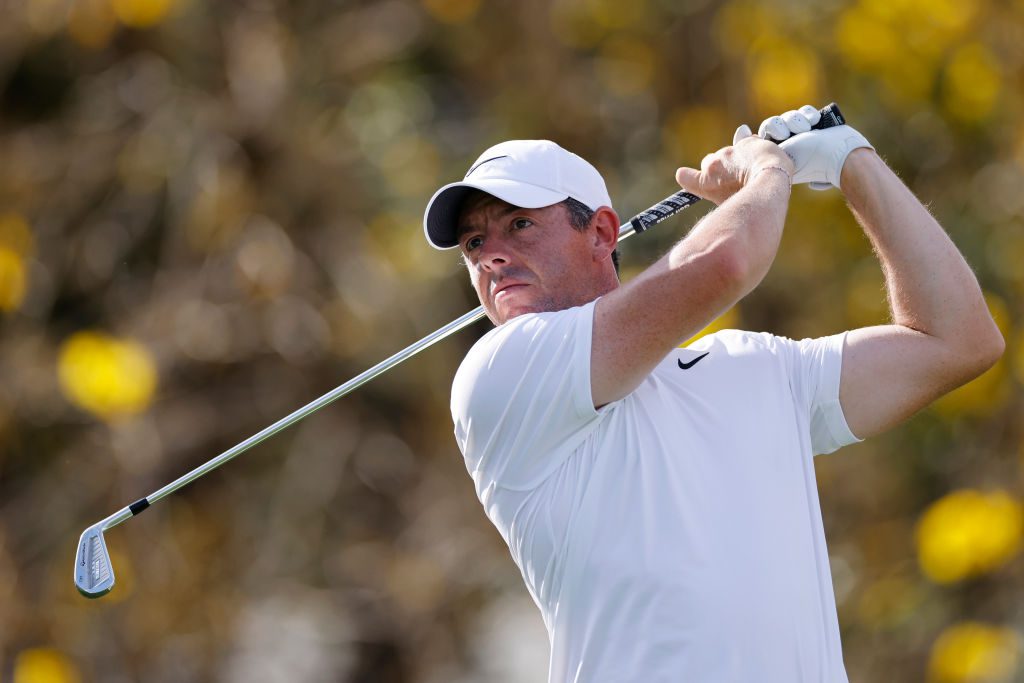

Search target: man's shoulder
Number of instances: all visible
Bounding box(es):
[461,303,595,367]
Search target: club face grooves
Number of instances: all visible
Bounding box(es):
[75,526,115,598]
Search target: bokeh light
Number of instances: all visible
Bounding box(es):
[915,489,1023,584]
[928,622,1021,683]
[110,0,176,28]
[0,213,35,312]
[0,246,28,312]
[943,43,1002,123]
[13,648,82,683]
[57,332,158,421]
[748,38,821,116]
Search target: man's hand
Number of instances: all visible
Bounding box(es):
[674,134,794,206]
[592,122,795,406]
[758,106,873,190]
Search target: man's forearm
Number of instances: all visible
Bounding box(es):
[590,168,791,405]
[841,150,1002,351]
[668,167,791,297]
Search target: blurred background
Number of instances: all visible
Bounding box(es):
[0,0,1022,680]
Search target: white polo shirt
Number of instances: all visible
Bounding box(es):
[451,299,862,683]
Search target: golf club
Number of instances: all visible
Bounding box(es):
[75,103,847,598]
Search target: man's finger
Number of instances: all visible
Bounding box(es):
[781,110,811,135]
[675,166,702,194]
[798,104,821,126]
[733,124,752,145]
[759,116,790,142]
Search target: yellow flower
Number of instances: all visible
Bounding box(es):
[928,622,1020,683]
[714,0,779,60]
[13,648,81,683]
[68,0,117,48]
[665,105,733,166]
[0,246,27,312]
[748,37,821,116]
[916,489,1023,584]
[58,332,158,421]
[836,5,900,70]
[944,43,1002,123]
[110,0,175,28]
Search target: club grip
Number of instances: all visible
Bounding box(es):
[626,102,847,234]
[628,191,701,235]
[814,102,845,129]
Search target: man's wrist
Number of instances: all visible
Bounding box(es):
[839,147,878,190]
[750,165,793,186]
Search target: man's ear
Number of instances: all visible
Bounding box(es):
[590,207,620,263]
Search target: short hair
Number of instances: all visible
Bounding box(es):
[561,196,595,230]
[561,197,619,276]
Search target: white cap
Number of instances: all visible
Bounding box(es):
[423,140,613,250]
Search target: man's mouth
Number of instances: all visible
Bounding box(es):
[493,282,528,300]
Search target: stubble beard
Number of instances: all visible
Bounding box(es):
[491,287,587,326]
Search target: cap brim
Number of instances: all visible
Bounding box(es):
[423,179,568,250]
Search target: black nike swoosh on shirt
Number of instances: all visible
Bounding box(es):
[678,352,710,370]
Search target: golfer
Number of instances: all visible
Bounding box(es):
[422,106,1003,681]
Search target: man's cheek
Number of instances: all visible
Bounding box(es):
[469,270,487,299]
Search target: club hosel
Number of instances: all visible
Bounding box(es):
[100,506,136,532]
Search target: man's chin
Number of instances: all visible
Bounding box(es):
[492,308,527,326]
[486,290,597,325]
[499,309,531,324]
[492,300,552,325]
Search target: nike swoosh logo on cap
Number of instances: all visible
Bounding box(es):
[678,352,709,370]
[465,155,510,178]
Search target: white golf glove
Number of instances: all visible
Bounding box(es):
[755,105,873,190]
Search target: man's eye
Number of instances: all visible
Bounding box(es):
[513,218,533,230]
[465,236,483,250]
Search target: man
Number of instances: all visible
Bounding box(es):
[421,107,1004,681]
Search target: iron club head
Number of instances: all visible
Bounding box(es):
[75,523,115,598]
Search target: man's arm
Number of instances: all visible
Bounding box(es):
[837,149,1005,438]
[591,137,794,406]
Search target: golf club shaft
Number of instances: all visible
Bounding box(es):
[97,191,699,533]
[98,102,846,532]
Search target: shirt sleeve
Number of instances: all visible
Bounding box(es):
[450,300,604,492]
[776,331,863,455]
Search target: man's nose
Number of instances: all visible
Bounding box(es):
[477,235,511,272]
